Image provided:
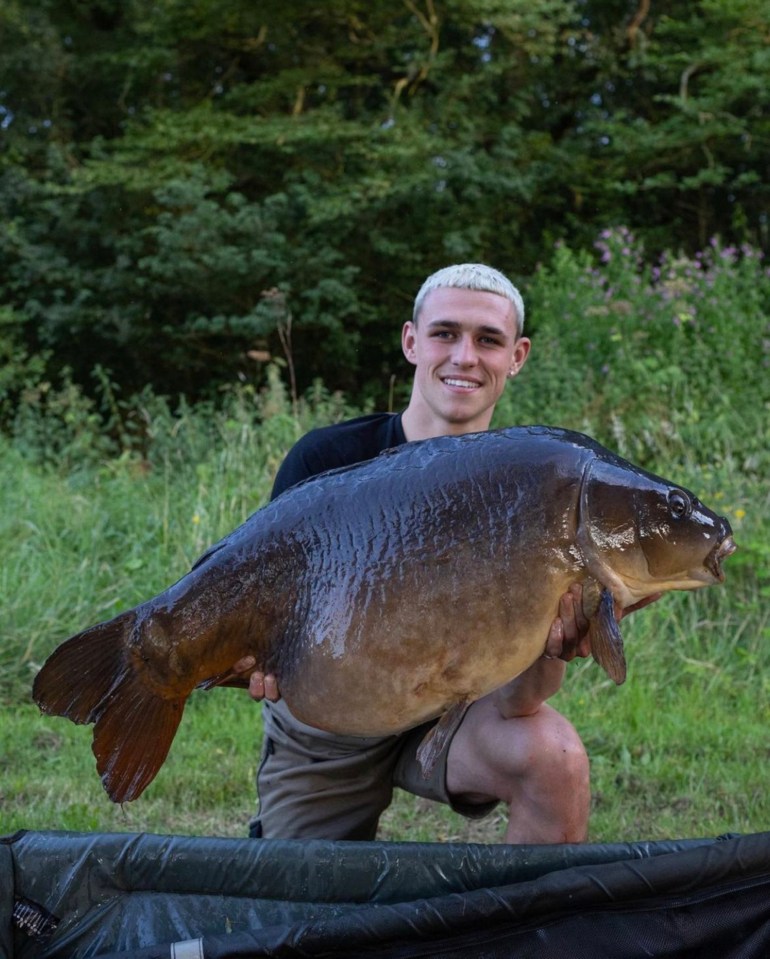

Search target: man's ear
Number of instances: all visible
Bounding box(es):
[507,336,531,378]
[402,321,418,365]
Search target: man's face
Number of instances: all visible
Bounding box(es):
[402,286,530,434]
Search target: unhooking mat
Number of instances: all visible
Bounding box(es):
[3,829,770,958]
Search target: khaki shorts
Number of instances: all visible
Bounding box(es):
[250,699,498,840]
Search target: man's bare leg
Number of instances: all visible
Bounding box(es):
[446,694,590,844]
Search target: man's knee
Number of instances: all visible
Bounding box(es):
[493,710,590,843]
[521,709,589,795]
[449,701,589,806]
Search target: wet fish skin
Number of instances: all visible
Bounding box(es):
[32,426,735,803]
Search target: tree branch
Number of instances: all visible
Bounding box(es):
[627,0,651,48]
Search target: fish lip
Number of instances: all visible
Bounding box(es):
[705,536,737,582]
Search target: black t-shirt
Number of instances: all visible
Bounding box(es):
[270,412,408,500]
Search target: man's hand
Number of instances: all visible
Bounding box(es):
[544,584,663,662]
[545,584,591,662]
[495,585,663,720]
[231,656,281,702]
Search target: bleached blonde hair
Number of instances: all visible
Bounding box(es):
[412,263,525,335]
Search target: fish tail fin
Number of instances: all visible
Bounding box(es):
[33,612,137,723]
[32,612,186,802]
[92,673,184,802]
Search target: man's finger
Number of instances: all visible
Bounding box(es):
[559,593,578,643]
[545,617,564,659]
[233,655,257,675]
[560,588,592,660]
[263,674,280,702]
[620,592,663,619]
[568,583,589,635]
[248,671,267,701]
[575,633,592,659]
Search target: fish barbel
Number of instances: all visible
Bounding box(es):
[32,426,736,802]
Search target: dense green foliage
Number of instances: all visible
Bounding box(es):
[2,0,769,407]
[504,228,770,469]
[1,244,767,841]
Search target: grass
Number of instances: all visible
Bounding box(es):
[1,376,768,845]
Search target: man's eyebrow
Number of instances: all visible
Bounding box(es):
[426,319,510,338]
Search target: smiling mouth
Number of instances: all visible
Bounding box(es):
[442,378,480,390]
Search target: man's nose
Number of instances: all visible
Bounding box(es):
[452,336,478,365]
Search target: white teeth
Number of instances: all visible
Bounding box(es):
[444,378,479,389]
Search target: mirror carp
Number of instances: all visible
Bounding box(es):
[33,426,736,803]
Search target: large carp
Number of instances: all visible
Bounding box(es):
[33,426,735,803]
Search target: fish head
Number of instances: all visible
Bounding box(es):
[579,455,736,605]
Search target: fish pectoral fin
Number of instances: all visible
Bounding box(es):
[416,699,471,779]
[580,578,604,620]
[589,587,627,685]
[197,670,250,690]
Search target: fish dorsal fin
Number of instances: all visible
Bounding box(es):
[416,699,471,778]
[589,586,627,685]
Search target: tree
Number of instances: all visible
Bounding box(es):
[1,0,767,409]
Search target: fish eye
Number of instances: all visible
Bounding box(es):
[667,489,692,519]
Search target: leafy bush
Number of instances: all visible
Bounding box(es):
[497,228,770,479]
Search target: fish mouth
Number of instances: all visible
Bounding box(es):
[705,536,737,582]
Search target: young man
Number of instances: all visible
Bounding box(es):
[237,264,599,843]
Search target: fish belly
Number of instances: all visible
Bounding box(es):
[279,576,566,736]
